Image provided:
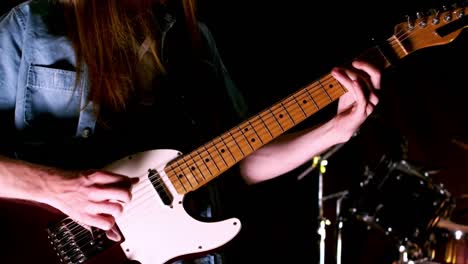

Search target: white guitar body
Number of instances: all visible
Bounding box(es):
[104,149,242,264]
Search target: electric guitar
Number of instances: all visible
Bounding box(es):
[2,5,468,264]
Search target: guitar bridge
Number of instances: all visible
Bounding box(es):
[47,218,114,264]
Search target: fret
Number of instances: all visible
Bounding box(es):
[219,135,237,162]
[294,88,319,116]
[271,103,294,131]
[257,113,274,139]
[227,130,245,157]
[206,141,228,169]
[221,131,247,164]
[166,167,187,192]
[318,80,332,102]
[165,5,468,196]
[187,153,207,181]
[238,121,263,150]
[177,156,199,187]
[201,144,221,173]
[212,137,236,166]
[247,119,264,144]
[279,101,296,125]
[194,148,214,177]
[304,86,319,110]
[322,76,346,101]
[237,125,255,152]
[291,93,307,118]
[308,85,332,109]
[258,111,282,138]
[169,161,194,191]
[268,108,284,132]
[281,94,309,124]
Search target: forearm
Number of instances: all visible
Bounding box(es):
[0,155,51,203]
[239,118,347,184]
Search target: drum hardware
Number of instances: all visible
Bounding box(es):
[335,192,348,264]
[296,141,350,264]
[426,198,468,264]
[316,155,330,264]
[394,240,429,263]
[296,142,347,181]
[342,157,455,264]
[322,190,350,264]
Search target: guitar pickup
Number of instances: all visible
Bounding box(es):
[148,169,173,206]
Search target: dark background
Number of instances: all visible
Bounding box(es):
[2,0,467,263]
[197,0,468,263]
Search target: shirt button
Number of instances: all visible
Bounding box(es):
[82,127,91,138]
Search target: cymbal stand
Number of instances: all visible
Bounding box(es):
[336,192,347,264]
[322,190,349,264]
[297,142,347,264]
[316,155,330,264]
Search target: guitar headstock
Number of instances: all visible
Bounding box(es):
[393,4,468,55]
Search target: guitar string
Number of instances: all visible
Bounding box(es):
[57,25,421,255]
[55,72,344,250]
[153,15,429,193]
[57,65,371,252]
[54,73,341,248]
[56,25,412,249]
[56,23,413,250]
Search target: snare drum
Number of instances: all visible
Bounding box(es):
[345,158,454,246]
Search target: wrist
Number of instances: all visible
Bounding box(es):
[327,117,354,144]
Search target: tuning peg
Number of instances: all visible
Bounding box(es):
[416,11,428,27]
[443,10,453,21]
[428,8,441,24]
[454,6,465,18]
[405,14,415,30]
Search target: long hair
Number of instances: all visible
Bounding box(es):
[58,0,198,113]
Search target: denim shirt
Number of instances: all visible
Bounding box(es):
[0,0,248,158]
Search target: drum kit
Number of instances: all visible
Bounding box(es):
[309,151,468,264]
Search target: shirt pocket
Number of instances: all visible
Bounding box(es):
[24,65,83,138]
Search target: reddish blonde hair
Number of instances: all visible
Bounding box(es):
[58,0,198,113]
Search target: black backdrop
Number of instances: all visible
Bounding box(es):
[198,0,468,263]
[2,1,468,263]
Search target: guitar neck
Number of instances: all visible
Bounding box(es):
[165,4,468,193]
[164,50,392,194]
